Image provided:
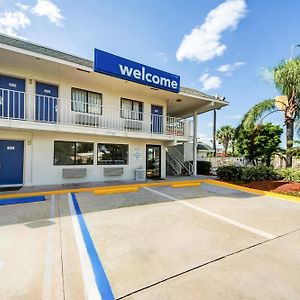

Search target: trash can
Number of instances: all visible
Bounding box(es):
[135,167,146,181]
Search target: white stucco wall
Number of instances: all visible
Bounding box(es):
[0,129,167,186]
[0,50,175,186]
[183,143,210,161]
[0,52,168,123]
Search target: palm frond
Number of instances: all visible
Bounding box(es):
[274,58,300,99]
[239,99,276,130]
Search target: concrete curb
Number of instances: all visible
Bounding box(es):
[204,179,300,203]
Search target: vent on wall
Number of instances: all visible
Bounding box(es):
[104,167,124,176]
[62,168,87,178]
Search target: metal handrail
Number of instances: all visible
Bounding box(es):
[0,88,193,137]
[168,146,193,175]
[166,151,182,175]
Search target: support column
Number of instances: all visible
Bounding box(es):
[193,111,198,176]
[213,109,217,156]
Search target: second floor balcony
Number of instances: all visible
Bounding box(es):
[0,88,193,139]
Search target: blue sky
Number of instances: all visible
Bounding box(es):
[1,0,300,145]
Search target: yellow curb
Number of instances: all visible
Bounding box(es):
[203,179,300,203]
[172,182,201,188]
[94,186,139,195]
[0,179,208,199]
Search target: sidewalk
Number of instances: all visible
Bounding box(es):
[0,175,216,196]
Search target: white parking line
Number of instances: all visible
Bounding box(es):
[68,193,102,300]
[42,195,56,300]
[144,187,275,240]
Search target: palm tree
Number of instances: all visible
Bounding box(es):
[239,58,300,167]
[216,125,235,155]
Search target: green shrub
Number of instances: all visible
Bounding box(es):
[197,161,211,175]
[216,165,243,182]
[278,168,300,182]
[217,165,281,183]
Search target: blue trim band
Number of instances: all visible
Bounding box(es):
[71,193,115,300]
[0,195,45,205]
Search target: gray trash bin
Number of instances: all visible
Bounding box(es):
[135,167,146,181]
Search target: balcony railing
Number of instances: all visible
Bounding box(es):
[0,88,193,137]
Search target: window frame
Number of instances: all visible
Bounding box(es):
[54,140,94,166]
[97,143,129,165]
[71,87,103,115]
[120,97,143,121]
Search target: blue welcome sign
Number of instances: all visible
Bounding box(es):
[94,49,180,93]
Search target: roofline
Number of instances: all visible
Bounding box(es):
[179,91,228,105]
[0,33,227,103]
[0,42,93,72]
[2,33,93,62]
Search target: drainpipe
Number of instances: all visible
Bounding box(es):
[193,111,198,176]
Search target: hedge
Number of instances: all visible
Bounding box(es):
[216,165,281,183]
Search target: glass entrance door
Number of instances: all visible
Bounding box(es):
[146,145,161,178]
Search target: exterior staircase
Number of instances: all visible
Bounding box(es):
[166,146,193,176]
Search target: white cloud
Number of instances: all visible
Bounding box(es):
[32,0,64,26]
[197,132,213,146]
[16,3,31,11]
[199,73,222,91]
[156,51,168,62]
[0,11,31,38]
[176,0,247,62]
[258,67,274,85]
[206,121,214,128]
[217,61,246,75]
[18,0,64,26]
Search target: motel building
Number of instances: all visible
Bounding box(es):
[0,34,227,188]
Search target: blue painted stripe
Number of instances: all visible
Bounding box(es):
[71,193,115,300]
[0,195,45,206]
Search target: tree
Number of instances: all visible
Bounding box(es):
[236,123,283,166]
[216,125,235,155]
[239,58,300,167]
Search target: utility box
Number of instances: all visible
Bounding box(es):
[135,167,146,181]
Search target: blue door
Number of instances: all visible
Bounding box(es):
[0,75,25,119]
[0,140,24,186]
[151,105,163,133]
[36,82,58,122]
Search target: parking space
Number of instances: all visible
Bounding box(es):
[128,230,300,300]
[0,196,63,300]
[149,184,300,236]
[0,181,300,299]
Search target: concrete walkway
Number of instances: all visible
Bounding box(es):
[0,175,214,196]
[0,182,299,299]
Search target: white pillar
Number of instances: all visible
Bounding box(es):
[193,111,198,176]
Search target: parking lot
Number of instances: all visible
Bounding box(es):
[1,181,300,299]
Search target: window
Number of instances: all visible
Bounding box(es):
[97,143,129,165]
[121,98,143,120]
[54,141,94,165]
[71,88,102,114]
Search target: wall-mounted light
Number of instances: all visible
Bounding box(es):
[215,94,226,101]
